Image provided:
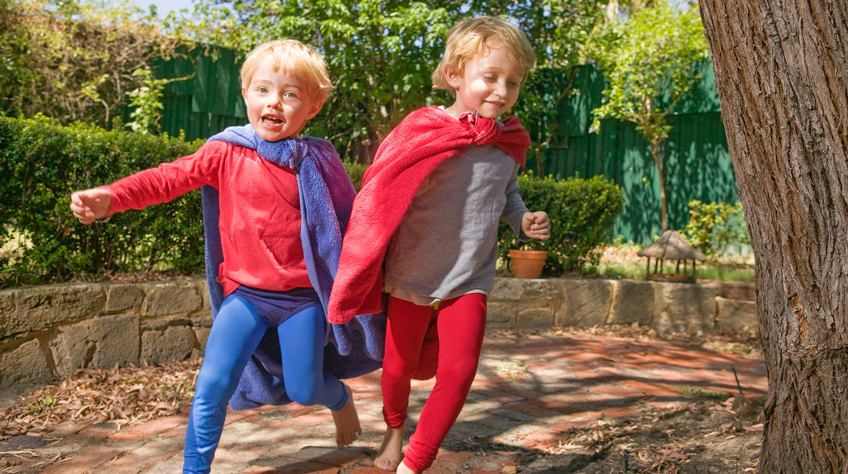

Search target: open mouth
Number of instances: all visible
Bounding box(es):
[261,115,283,128]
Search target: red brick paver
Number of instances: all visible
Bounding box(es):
[7,331,767,473]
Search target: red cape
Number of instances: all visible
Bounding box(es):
[327,106,530,324]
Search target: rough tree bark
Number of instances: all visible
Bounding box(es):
[699,1,848,472]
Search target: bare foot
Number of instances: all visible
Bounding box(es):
[331,384,361,448]
[375,423,406,471]
[396,459,419,474]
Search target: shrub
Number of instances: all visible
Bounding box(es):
[681,200,750,259]
[342,161,368,192]
[0,115,205,286]
[498,173,625,275]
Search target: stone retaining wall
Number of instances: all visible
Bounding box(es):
[0,279,212,400]
[487,278,757,334]
[0,277,756,399]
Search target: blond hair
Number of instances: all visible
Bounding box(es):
[240,39,333,104]
[432,16,536,94]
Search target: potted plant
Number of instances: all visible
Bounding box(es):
[508,243,548,279]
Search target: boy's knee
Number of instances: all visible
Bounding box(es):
[286,381,323,406]
[413,363,437,381]
[382,360,420,382]
[195,372,235,400]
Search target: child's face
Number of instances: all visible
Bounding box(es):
[242,59,322,142]
[445,44,525,119]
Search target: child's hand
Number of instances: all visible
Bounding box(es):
[522,211,550,240]
[70,188,112,224]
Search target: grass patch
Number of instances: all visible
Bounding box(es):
[585,243,755,282]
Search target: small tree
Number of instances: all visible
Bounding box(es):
[589,1,708,231]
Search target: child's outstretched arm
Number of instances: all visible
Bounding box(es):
[522,211,551,240]
[70,188,112,225]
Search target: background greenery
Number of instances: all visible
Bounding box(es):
[0,116,205,285]
[0,0,184,129]
[0,0,749,284]
[0,116,625,286]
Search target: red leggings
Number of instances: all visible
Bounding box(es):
[381,293,487,473]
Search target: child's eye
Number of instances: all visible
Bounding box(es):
[484,75,497,82]
[257,87,268,93]
[284,91,297,98]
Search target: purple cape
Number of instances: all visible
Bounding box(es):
[203,124,385,410]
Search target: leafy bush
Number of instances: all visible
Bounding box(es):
[498,173,625,275]
[0,0,184,128]
[681,200,750,259]
[341,161,368,192]
[0,115,205,286]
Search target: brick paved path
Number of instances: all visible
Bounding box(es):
[5,331,767,474]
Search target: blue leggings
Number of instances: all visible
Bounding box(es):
[183,295,347,474]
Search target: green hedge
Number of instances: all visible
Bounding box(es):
[498,173,625,275]
[0,116,624,286]
[0,116,206,286]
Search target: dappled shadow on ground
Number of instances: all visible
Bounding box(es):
[0,326,766,473]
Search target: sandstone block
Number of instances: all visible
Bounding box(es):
[487,302,515,324]
[49,314,140,375]
[715,297,758,332]
[703,281,755,301]
[104,284,144,313]
[516,308,554,330]
[0,339,55,389]
[652,282,716,333]
[142,326,196,365]
[142,282,203,317]
[491,278,560,302]
[557,280,612,327]
[193,279,211,310]
[191,311,213,328]
[88,314,140,368]
[194,327,211,355]
[49,321,94,378]
[0,284,104,340]
[608,280,654,326]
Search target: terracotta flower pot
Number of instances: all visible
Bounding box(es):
[508,249,548,279]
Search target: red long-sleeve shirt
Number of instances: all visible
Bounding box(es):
[106,140,311,296]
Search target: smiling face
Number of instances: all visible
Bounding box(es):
[444,43,525,119]
[242,58,322,142]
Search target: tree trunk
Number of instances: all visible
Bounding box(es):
[650,141,668,231]
[699,1,848,472]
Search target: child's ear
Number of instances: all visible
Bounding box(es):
[444,65,462,91]
[306,99,323,120]
[241,87,248,103]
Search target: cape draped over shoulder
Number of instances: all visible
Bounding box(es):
[327,106,530,324]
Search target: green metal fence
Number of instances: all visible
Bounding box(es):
[153,49,736,245]
[544,61,737,244]
[154,45,246,141]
